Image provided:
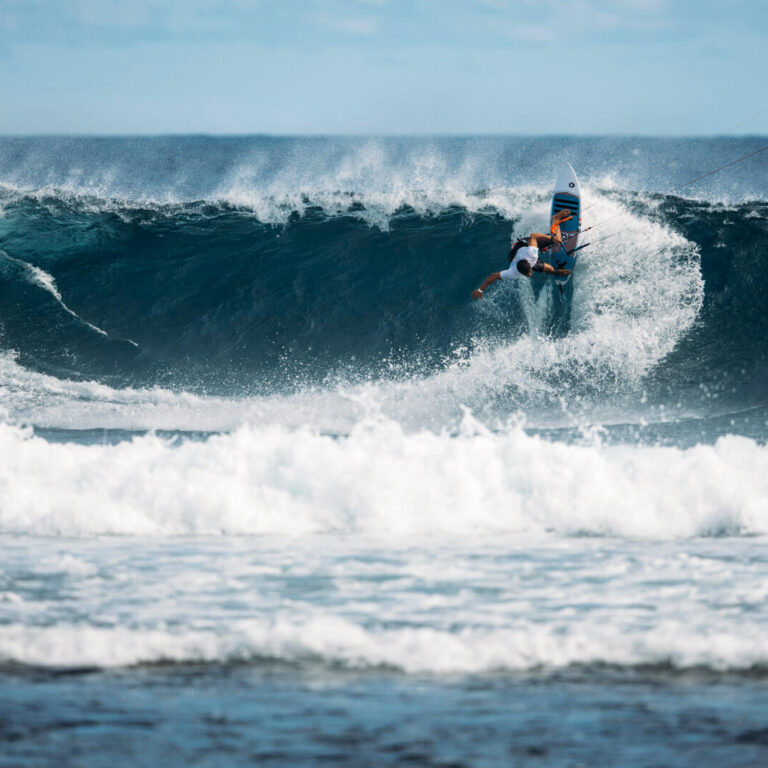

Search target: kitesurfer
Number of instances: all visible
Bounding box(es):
[472,209,572,300]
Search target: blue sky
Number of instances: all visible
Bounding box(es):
[1,0,767,135]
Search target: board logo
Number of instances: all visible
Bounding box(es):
[568,182,575,188]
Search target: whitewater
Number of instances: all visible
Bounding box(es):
[1,135,768,766]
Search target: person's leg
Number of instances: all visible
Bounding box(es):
[531,210,574,249]
[548,210,572,246]
[528,232,556,249]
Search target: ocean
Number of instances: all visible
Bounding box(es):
[0,135,767,766]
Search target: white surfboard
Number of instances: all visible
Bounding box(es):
[541,163,582,285]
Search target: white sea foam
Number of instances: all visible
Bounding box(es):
[0,416,765,539]
[4,531,768,673]
[2,614,768,673]
[0,350,365,433]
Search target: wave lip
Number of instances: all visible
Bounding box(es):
[2,137,767,216]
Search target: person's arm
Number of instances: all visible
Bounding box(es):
[472,272,501,300]
[535,262,571,277]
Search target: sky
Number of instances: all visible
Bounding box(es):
[1,0,767,135]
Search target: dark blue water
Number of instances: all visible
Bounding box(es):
[3,668,768,768]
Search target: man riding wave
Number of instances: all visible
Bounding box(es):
[472,209,573,300]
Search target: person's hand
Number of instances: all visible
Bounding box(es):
[472,289,484,300]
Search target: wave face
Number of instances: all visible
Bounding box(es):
[1,136,768,685]
[1,142,767,428]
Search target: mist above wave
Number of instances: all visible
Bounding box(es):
[1,136,766,226]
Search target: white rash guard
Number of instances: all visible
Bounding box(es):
[499,246,540,281]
